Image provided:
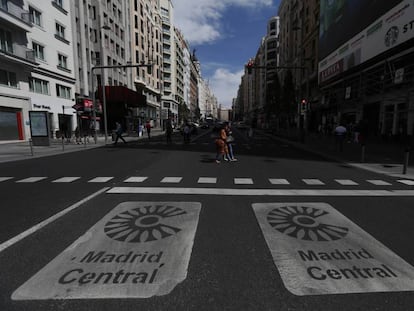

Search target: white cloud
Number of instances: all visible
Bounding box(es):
[209,68,244,108]
[173,0,273,45]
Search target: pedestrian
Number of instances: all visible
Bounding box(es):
[224,122,237,161]
[334,123,347,151]
[183,122,191,144]
[145,120,151,139]
[74,126,81,144]
[113,121,126,144]
[166,118,173,144]
[216,124,231,162]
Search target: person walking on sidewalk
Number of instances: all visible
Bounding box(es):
[334,123,347,151]
[145,120,151,139]
[166,118,173,144]
[113,122,127,144]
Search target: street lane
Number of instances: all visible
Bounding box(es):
[0,129,413,310]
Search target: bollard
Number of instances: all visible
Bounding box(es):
[29,138,34,156]
[360,144,365,163]
[61,136,65,151]
[402,148,410,175]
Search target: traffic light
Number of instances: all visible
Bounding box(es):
[300,99,307,113]
[246,61,254,74]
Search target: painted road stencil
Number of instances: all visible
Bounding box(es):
[12,202,201,300]
[252,202,414,296]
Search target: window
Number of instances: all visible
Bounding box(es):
[0,28,13,53]
[56,84,71,99]
[29,77,49,95]
[53,0,63,7]
[32,42,45,60]
[55,23,65,39]
[0,69,17,87]
[58,53,68,69]
[29,6,42,27]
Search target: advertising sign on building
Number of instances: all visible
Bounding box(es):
[319,0,413,84]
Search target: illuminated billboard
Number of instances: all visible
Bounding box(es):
[318,0,413,83]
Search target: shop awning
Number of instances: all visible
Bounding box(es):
[97,86,146,108]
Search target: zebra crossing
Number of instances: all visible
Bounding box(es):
[1,175,414,186]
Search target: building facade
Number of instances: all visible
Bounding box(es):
[0,0,76,141]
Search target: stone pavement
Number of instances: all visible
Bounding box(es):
[0,128,165,164]
[264,129,414,180]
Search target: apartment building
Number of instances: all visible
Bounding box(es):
[0,0,76,141]
[70,0,134,135]
[130,0,163,128]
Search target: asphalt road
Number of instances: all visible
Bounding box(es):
[0,127,413,310]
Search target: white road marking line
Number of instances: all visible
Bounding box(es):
[0,187,109,254]
[88,177,114,183]
[269,178,290,185]
[397,180,414,185]
[107,187,414,196]
[11,201,202,300]
[335,179,358,185]
[234,178,254,185]
[253,202,414,295]
[303,179,325,185]
[52,177,81,183]
[124,176,148,183]
[198,177,217,184]
[0,177,13,182]
[367,180,392,186]
[16,177,47,183]
[161,177,183,183]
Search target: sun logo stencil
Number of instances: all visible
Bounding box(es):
[104,204,187,243]
[267,205,349,241]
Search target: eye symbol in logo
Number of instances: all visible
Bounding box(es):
[267,205,348,241]
[104,205,186,243]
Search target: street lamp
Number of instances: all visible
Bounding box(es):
[100,24,111,145]
[90,25,111,144]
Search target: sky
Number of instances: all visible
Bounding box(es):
[172,0,281,109]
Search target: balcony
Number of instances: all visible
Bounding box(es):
[0,44,37,67]
[0,2,33,31]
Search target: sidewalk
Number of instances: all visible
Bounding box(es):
[262,129,414,180]
[0,128,165,164]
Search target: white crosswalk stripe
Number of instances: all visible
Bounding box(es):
[234,178,254,185]
[0,177,13,182]
[302,179,325,185]
[367,180,392,186]
[16,177,47,183]
[198,177,217,184]
[161,177,183,183]
[269,178,290,185]
[123,177,148,183]
[396,180,414,185]
[88,177,114,183]
[0,176,406,187]
[335,179,358,185]
[52,177,81,183]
